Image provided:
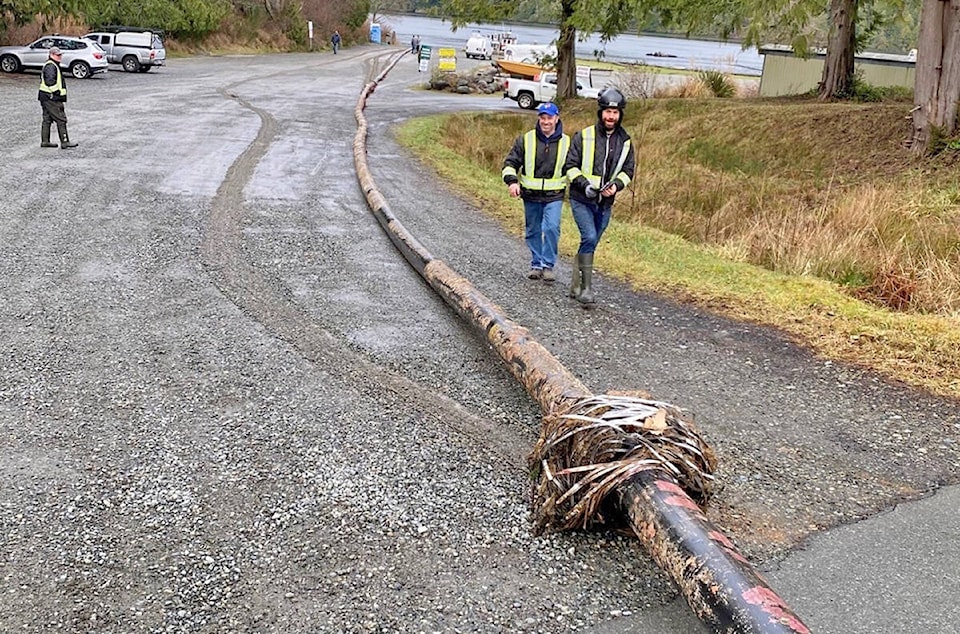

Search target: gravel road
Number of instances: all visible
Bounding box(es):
[2,46,959,633]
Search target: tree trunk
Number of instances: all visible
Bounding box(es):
[556,0,577,100]
[818,0,858,99]
[912,0,960,154]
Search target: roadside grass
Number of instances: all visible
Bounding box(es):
[395,100,960,399]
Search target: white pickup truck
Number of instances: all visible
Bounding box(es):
[83,30,165,72]
[502,70,602,109]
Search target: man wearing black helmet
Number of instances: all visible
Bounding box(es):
[564,87,634,305]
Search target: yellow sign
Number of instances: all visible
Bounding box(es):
[438,47,457,72]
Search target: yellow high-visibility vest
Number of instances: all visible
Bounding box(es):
[569,125,631,189]
[505,130,570,192]
[38,60,65,98]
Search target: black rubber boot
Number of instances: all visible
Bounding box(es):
[568,256,582,298]
[41,123,57,147]
[58,124,78,149]
[577,253,595,305]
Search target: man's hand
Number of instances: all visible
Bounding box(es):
[584,184,598,199]
[600,183,617,197]
[508,183,521,198]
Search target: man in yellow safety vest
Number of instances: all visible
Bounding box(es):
[37,47,78,149]
[564,88,634,305]
[501,101,570,282]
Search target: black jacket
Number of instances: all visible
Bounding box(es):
[565,119,634,209]
[501,122,569,203]
[37,61,66,103]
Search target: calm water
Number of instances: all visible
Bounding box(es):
[381,13,763,76]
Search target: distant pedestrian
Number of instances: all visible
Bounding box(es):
[564,88,635,305]
[502,102,569,282]
[37,47,77,149]
[411,34,421,55]
[331,30,341,54]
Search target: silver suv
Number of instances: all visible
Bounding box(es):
[0,35,109,79]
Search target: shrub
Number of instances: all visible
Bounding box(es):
[615,64,656,100]
[697,69,736,98]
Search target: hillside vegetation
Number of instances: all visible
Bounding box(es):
[397,95,960,399]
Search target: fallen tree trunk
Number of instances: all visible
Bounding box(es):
[352,51,811,634]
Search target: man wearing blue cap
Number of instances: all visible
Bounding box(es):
[501,101,570,282]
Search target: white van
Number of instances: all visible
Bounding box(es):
[464,34,493,60]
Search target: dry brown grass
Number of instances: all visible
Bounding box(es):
[434,97,960,317]
[398,105,960,397]
[654,77,711,99]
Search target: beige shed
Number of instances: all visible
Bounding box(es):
[758,45,916,97]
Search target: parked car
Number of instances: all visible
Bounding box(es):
[0,35,108,79]
[463,33,493,60]
[83,30,165,72]
[503,71,601,109]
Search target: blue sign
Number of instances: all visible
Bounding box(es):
[369,23,381,44]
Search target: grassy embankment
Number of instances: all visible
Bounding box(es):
[395,94,960,399]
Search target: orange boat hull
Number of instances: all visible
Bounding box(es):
[495,59,549,79]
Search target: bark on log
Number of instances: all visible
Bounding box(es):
[621,471,810,633]
[352,50,811,634]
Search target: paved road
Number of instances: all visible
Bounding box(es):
[2,45,958,632]
[587,483,960,633]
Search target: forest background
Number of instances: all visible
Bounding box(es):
[0,0,920,55]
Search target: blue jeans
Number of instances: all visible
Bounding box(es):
[523,199,562,269]
[570,198,611,254]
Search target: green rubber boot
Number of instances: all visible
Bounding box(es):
[58,124,78,149]
[577,253,595,305]
[41,123,57,148]
[568,257,582,299]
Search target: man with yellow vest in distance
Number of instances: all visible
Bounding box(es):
[564,88,635,305]
[501,101,570,283]
[37,47,78,149]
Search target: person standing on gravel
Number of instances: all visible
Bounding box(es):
[331,30,341,54]
[502,101,569,282]
[37,47,78,149]
[564,88,634,304]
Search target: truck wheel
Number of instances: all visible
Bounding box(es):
[122,56,140,73]
[517,92,535,109]
[1,54,22,73]
[70,61,91,79]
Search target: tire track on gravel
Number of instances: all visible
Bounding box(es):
[199,50,529,469]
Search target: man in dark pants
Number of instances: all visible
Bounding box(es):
[38,47,78,149]
[564,88,634,305]
[331,30,341,54]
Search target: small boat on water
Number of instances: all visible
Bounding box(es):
[494,58,550,79]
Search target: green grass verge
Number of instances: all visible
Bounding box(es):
[395,113,960,400]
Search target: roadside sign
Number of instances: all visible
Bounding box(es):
[370,23,381,44]
[438,47,456,72]
[419,44,432,61]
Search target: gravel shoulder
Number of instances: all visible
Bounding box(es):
[1,47,958,633]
